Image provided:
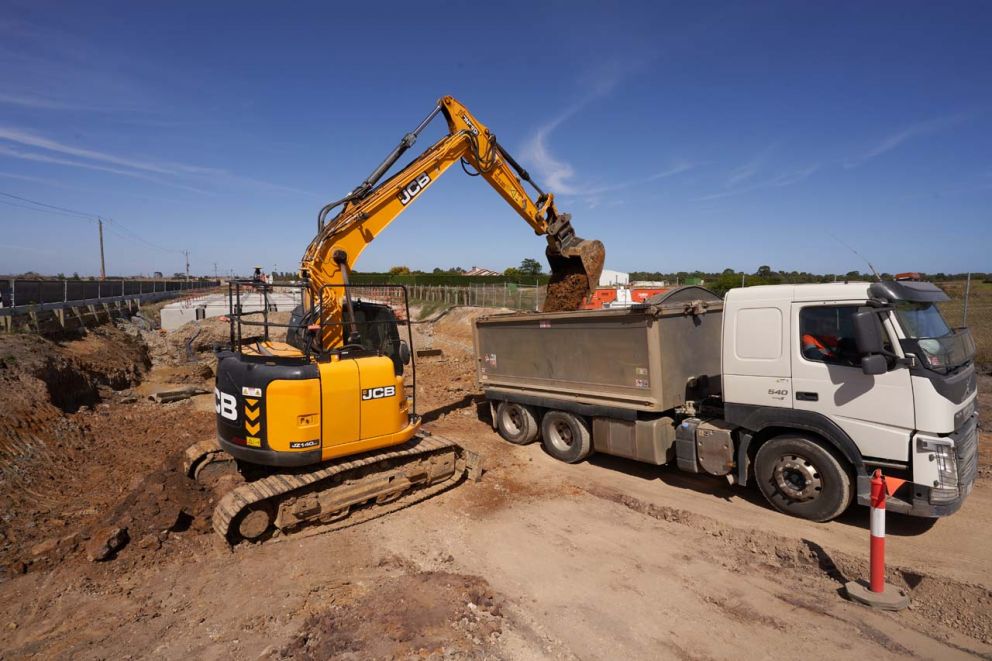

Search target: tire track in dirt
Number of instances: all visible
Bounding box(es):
[583,483,992,648]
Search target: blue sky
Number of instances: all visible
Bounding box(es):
[1,1,990,277]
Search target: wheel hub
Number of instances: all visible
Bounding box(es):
[504,408,522,434]
[772,454,821,501]
[549,421,574,451]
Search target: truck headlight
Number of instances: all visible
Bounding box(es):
[918,437,959,503]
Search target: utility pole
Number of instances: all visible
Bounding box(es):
[213,262,218,279]
[963,272,972,325]
[184,250,190,282]
[98,218,106,280]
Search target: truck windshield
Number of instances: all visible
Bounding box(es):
[893,302,975,372]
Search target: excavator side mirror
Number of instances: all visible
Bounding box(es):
[398,340,411,365]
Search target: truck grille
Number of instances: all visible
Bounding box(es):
[956,415,979,490]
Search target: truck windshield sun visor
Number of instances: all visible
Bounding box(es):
[869,280,950,303]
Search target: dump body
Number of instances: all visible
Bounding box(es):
[474,286,723,413]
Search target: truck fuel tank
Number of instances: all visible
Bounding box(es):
[675,418,735,476]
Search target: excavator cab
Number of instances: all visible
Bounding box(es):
[287,298,408,375]
[216,280,418,470]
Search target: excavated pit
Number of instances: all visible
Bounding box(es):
[0,322,213,576]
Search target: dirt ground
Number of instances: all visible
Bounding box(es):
[0,307,990,659]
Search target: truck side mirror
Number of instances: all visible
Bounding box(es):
[853,310,885,355]
[861,353,887,375]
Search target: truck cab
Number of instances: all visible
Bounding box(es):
[722,281,978,520]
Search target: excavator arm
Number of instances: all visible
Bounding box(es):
[301,95,604,350]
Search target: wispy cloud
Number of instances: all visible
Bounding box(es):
[0,92,116,112]
[521,114,579,194]
[0,126,313,196]
[695,164,819,201]
[0,170,72,187]
[726,160,760,188]
[0,144,211,194]
[0,126,176,174]
[519,58,691,201]
[724,144,777,188]
[583,162,696,196]
[844,112,975,168]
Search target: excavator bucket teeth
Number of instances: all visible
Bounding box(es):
[544,238,606,312]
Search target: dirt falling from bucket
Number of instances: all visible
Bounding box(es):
[543,272,592,312]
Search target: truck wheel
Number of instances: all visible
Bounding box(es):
[754,435,853,522]
[541,411,592,463]
[496,402,540,445]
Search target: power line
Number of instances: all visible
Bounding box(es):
[0,197,94,221]
[0,188,185,255]
[103,217,184,254]
[0,190,98,220]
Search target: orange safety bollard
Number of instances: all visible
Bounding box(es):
[844,469,910,610]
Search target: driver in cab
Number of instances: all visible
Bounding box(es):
[802,312,841,361]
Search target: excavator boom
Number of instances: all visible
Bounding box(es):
[302,95,604,348]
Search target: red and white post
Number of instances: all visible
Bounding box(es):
[869,470,887,593]
[845,469,910,610]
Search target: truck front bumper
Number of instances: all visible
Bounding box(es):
[857,476,974,518]
[856,413,978,518]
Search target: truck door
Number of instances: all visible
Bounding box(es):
[791,303,914,461]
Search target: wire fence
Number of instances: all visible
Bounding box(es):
[406,283,546,311]
[0,278,219,308]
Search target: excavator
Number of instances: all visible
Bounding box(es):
[184,95,605,543]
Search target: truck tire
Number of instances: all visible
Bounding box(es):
[541,411,592,463]
[495,402,540,445]
[754,435,853,522]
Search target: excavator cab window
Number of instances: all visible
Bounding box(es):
[350,301,405,375]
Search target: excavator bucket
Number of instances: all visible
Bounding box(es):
[543,237,606,312]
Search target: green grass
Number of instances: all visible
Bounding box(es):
[412,301,454,321]
[938,279,992,368]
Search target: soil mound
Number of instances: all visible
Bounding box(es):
[0,323,212,577]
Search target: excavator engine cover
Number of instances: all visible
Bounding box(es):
[544,238,606,312]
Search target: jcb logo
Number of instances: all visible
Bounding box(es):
[398,173,431,205]
[460,113,479,135]
[215,387,237,421]
[362,385,396,400]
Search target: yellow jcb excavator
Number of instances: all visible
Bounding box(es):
[184,96,605,543]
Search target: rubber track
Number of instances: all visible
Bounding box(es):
[183,438,225,478]
[211,435,463,541]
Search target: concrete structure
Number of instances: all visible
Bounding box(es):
[161,290,302,331]
[599,268,629,287]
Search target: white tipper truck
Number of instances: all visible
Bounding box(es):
[473,282,979,522]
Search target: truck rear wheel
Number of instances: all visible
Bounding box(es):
[541,411,592,463]
[496,402,540,445]
[754,435,853,522]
